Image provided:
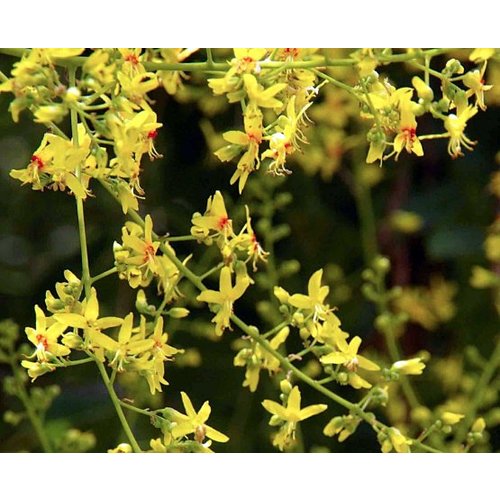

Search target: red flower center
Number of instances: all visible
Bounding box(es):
[246,132,261,144]
[217,216,230,231]
[36,334,48,350]
[31,155,44,170]
[402,127,416,144]
[125,54,139,65]
[147,130,158,140]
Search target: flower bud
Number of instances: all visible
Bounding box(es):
[3,410,24,426]
[391,357,425,376]
[64,86,81,103]
[471,417,486,433]
[108,443,133,453]
[441,411,464,426]
[280,379,293,395]
[412,76,434,101]
[168,307,190,319]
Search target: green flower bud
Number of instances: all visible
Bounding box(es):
[373,255,391,274]
[3,410,24,426]
[444,59,464,75]
[168,307,190,319]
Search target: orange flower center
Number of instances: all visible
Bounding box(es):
[36,334,48,350]
[125,54,139,65]
[143,243,156,263]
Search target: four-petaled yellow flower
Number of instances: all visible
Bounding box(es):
[191,190,234,243]
[53,288,123,343]
[444,105,478,158]
[170,392,229,444]
[25,305,70,362]
[288,269,331,321]
[196,266,251,336]
[262,386,327,450]
[320,336,379,384]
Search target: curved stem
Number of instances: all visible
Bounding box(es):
[95,360,142,452]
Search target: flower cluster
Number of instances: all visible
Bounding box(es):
[210,49,322,190]
[191,190,269,269]
[114,215,182,296]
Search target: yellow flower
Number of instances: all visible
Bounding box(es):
[393,90,423,159]
[444,105,478,158]
[170,392,229,443]
[216,103,263,193]
[196,266,250,336]
[234,327,289,392]
[10,128,91,199]
[191,190,234,243]
[25,306,70,362]
[288,269,331,321]
[53,288,123,341]
[320,336,380,373]
[262,386,327,450]
[382,427,411,453]
[243,74,287,109]
[463,66,493,111]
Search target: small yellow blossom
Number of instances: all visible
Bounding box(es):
[170,392,229,443]
[441,411,464,425]
[262,386,327,450]
[288,269,331,321]
[196,266,251,336]
[444,105,478,158]
[25,305,70,363]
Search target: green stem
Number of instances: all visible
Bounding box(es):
[163,235,198,242]
[313,69,361,100]
[69,68,92,298]
[206,48,214,68]
[9,358,53,452]
[199,262,225,281]
[54,357,94,368]
[119,400,157,417]
[95,360,142,452]
[454,338,500,443]
[261,320,291,340]
[90,266,118,284]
